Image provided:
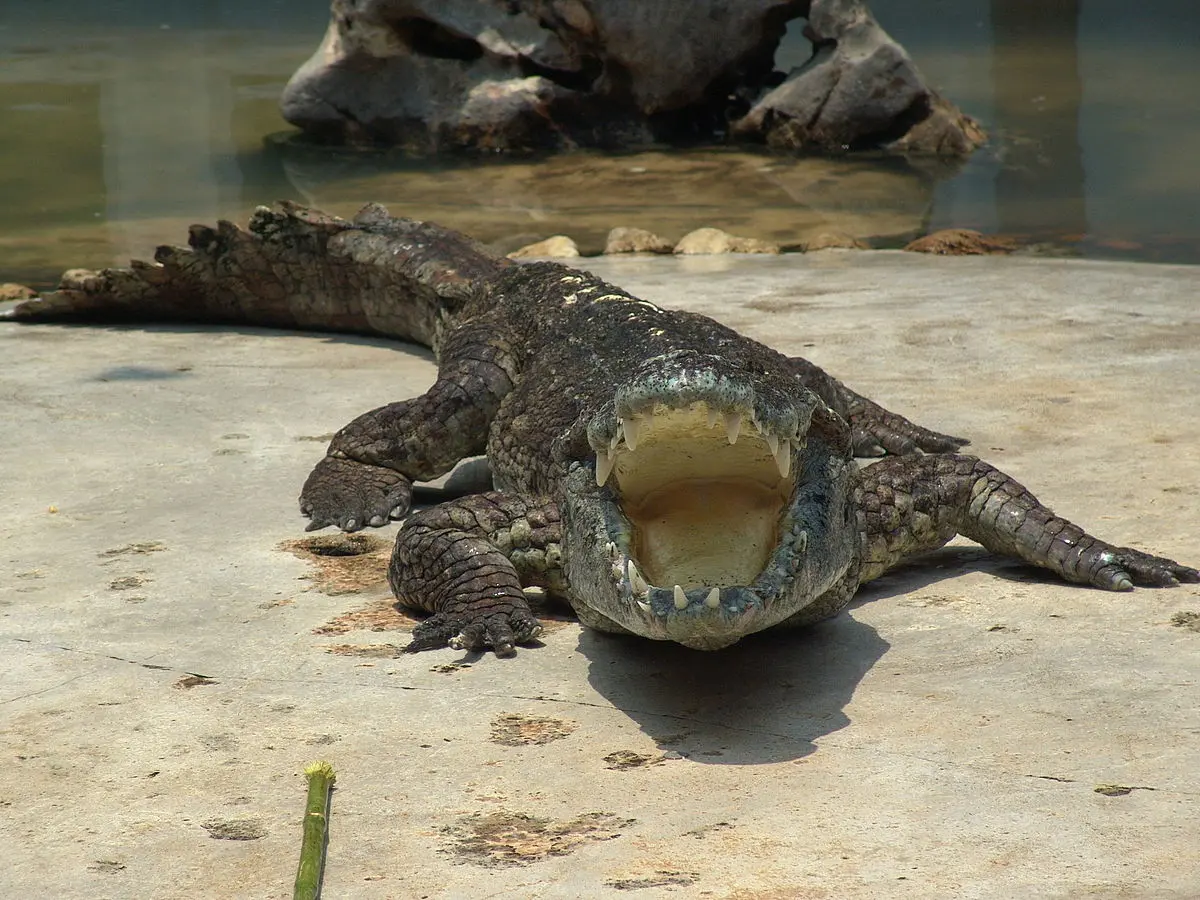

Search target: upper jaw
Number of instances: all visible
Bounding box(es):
[586,351,812,486]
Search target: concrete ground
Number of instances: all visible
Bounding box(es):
[2,251,1198,899]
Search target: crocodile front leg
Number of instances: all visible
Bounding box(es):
[855,454,1199,589]
[391,492,564,656]
[788,356,968,456]
[300,321,519,531]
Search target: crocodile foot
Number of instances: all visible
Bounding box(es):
[404,609,544,657]
[1087,546,1200,591]
[299,455,413,532]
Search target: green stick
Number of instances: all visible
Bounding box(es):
[294,761,336,900]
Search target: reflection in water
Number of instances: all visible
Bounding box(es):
[101,34,240,263]
[0,0,329,283]
[874,0,1200,261]
[990,0,1086,239]
[276,145,939,256]
[1,1,1199,283]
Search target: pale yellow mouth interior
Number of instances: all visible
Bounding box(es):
[612,404,790,590]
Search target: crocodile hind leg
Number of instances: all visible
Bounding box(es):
[787,356,968,456]
[300,321,520,531]
[855,454,1199,588]
[390,492,565,656]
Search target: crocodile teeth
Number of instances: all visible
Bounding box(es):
[636,600,651,613]
[704,587,721,609]
[724,413,742,445]
[706,407,720,428]
[765,432,779,457]
[775,438,791,478]
[673,584,688,610]
[609,431,620,452]
[795,529,809,554]
[628,559,649,596]
[621,415,641,451]
[595,449,615,486]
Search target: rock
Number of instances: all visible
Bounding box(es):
[282,0,798,152]
[0,283,38,301]
[732,0,985,157]
[674,228,780,255]
[604,227,674,255]
[885,92,988,158]
[507,235,581,258]
[280,0,981,159]
[799,232,869,251]
[904,229,1017,256]
[454,77,568,152]
[280,1,578,151]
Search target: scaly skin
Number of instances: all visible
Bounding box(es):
[393,493,565,656]
[854,455,1192,590]
[6,202,1195,655]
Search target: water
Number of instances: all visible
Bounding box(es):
[2,0,1198,286]
[866,0,1200,262]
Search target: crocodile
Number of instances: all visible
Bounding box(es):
[8,202,1196,655]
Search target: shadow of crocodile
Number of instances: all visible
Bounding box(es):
[579,544,1092,766]
[580,612,888,766]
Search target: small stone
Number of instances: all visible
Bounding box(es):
[604,226,673,255]
[0,283,37,302]
[800,232,868,252]
[904,229,1017,256]
[674,228,780,255]
[507,235,580,259]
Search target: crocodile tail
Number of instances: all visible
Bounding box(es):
[2,202,509,347]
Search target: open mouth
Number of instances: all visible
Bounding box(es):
[597,402,795,592]
[565,364,853,650]
[589,400,810,626]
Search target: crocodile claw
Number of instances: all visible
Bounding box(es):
[1092,547,1200,591]
[405,610,543,657]
[299,455,412,532]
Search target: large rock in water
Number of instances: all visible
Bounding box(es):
[732,0,986,155]
[281,0,982,157]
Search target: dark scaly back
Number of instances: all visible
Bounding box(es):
[474,261,815,494]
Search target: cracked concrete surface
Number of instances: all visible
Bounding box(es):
[2,252,1198,898]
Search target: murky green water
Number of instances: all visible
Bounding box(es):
[2,0,1198,285]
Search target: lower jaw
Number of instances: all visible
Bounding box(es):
[562,466,843,647]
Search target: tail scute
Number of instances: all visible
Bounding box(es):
[3,202,508,346]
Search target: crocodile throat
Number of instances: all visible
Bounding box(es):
[601,403,792,590]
